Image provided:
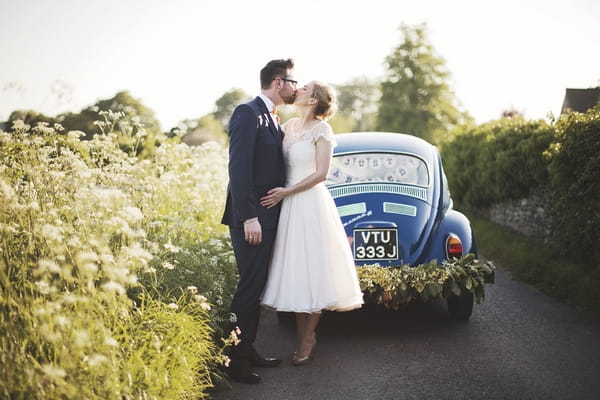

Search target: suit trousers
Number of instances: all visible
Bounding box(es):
[228,226,277,362]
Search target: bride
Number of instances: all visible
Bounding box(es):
[260,81,364,366]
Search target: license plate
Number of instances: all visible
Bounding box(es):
[353,228,399,261]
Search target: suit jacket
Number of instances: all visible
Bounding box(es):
[221,96,286,229]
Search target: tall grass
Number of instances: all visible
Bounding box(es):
[470,215,600,320]
[0,116,237,399]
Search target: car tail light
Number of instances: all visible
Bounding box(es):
[446,234,463,259]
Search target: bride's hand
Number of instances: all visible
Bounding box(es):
[260,187,287,209]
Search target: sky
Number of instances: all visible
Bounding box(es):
[1,0,599,130]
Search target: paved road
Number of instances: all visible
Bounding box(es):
[211,268,600,400]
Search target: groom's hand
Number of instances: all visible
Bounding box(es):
[243,218,262,245]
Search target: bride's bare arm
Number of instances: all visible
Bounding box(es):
[260,137,332,209]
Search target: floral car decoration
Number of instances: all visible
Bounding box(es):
[326,132,495,319]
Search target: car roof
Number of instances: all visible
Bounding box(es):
[333,132,438,163]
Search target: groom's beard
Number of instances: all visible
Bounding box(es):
[282,92,296,105]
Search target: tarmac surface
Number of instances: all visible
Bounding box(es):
[211,267,600,400]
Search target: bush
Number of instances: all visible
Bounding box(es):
[442,109,599,268]
[545,107,600,267]
[0,120,234,399]
[441,118,554,208]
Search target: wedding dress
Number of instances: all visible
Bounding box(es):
[261,118,364,313]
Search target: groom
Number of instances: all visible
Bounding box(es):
[221,58,297,384]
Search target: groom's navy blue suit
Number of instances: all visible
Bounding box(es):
[221,96,285,365]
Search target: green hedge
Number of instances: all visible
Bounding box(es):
[441,108,600,268]
[441,117,554,208]
[545,108,600,266]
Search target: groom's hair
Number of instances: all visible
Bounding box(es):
[260,58,295,89]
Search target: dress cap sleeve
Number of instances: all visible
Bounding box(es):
[310,121,336,146]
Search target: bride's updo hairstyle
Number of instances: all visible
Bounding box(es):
[312,82,337,121]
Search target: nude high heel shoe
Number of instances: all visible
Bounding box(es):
[292,335,317,366]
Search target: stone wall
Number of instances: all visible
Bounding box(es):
[486,188,552,241]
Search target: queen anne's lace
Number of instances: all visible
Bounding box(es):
[282,118,336,151]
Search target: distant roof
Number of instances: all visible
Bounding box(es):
[561,87,600,114]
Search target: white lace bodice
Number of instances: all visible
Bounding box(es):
[281,118,336,185]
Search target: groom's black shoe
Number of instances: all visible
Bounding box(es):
[250,346,282,368]
[227,359,261,384]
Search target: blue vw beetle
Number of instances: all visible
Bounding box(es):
[326,132,478,317]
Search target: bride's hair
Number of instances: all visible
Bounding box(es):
[312,82,337,121]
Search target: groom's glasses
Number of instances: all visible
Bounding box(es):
[280,77,298,87]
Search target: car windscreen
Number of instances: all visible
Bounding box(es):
[326,152,429,186]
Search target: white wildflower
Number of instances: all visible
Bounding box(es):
[220,355,231,367]
[38,259,61,274]
[227,328,241,346]
[105,336,119,348]
[54,315,69,328]
[93,187,126,209]
[107,266,136,285]
[163,242,181,253]
[76,251,98,264]
[74,330,90,348]
[61,293,77,304]
[86,354,108,367]
[122,244,153,262]
[99,253,115,265]
[167,302,179,310]
[11,119,30,132]
[41,364,66,380]
[0,179,16,201]
[186,286,198,294]
[67,130,85,139]
[35,280,51,294]
[80,261,98,275]
[39,323,62,342]
[41,224,62,242]
[102,281,126,295]
[119,206,143,224]
[162,262,175,270]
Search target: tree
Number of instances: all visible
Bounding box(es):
[501,107,523,119]
[377,23,470,143]
[61,91,164,157]
[6,110,58,130]
[181,114,227,146]
[335,76,380,132]
[213,89,251,129]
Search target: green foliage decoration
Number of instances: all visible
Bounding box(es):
[357,254,495,310]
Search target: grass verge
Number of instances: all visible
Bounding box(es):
[469,214,600,321]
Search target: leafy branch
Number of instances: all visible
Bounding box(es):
[357,254,495,310]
